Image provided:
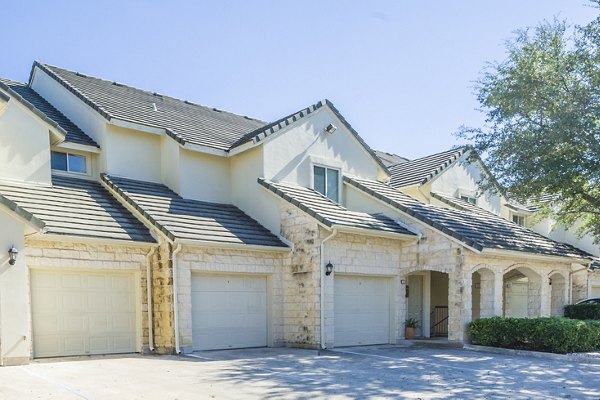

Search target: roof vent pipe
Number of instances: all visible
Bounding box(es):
[152,103,158,112]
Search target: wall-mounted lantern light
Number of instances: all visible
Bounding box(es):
[8,245,18,266]
[325,261,334,276]
[549,278,552,286]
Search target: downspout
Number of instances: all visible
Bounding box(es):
[172,242,183,354]
[319,228,338,350]
[145,247,156,352]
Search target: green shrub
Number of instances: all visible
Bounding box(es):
[468,317,600,354]
[564,304,600,320]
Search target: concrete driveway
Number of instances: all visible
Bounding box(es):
[0,345,599,399]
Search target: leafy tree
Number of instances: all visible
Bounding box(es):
[459,3,600,242]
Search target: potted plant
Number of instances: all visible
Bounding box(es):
[405,318,419,340]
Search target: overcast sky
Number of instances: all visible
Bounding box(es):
[2,1,596,159]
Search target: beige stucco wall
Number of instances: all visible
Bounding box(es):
[176,245,288,352]
[105,125,162,183]
[230,145,281,236]
[0,98,52,185]
[0,210,30,365]
[30,68,107,149]
[179,150,230,203]
[429,157,507,218]
[160,136,180,193]
[262,108,385,190]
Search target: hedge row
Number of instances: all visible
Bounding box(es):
[564,304,600,320]
[468,317,600,354]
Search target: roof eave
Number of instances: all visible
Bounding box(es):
[481,247,591,265]
[35,233,156,247]
[0,81,67,144]
[175,238,291,253]
[331,225,417,241]
[0,195,46,231]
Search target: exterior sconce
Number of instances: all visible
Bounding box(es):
[325,262,334,276]
[549,278,552,286]
[405,285,410,298]
[400,279,406,285]
[325,124,337,134]
[8,245,18,266]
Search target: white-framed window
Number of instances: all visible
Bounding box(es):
[512,214,526,227]
[460,195,477,205]
[313,165,340,203]
[51,151,87,174]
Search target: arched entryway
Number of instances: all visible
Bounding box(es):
[503,266,541,317]
[405,270,449,338]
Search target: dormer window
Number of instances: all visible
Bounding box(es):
[512,214,526,227]
[314,165,340,203]
[51,151,87,174]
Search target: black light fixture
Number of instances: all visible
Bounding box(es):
[8,245,18,266]
[325,261,334,276]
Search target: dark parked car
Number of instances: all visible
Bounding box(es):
[575,298,600,305]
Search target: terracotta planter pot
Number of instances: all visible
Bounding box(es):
[405,327,415,340]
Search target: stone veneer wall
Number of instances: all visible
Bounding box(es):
[151,242,175,354]
[464,254,572,325]
[24,239,157,353]
[176,245,288,352]
[398,225,465,341]
[572,269,590,303]
[279,204,323,348]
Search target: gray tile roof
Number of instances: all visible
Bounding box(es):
[388,147,467,188]
[258,178,415,237]
[0,79,98,148]
[102,174,287,248]
[373,150,410,168]
[33,64,390,173]
[345,176,592,260]
[0,175,154,242]
[34,63,267,151]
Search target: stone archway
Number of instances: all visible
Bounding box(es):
[503,266,542,318]
[550,272,568,316]
[472,267,495,320]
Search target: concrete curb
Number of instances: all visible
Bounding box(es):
[463,344,600,365]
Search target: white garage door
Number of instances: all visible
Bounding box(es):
[334,275,391,347]
[31,270,137,358]
[192,274,267,351]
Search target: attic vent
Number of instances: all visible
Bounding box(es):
[244,116,253,120]
[212,108,222,112]
[152,92,163,98]
[152,103,158,111]
[184,100,195,105]
[75,72,87,77]
[112,81,123,87]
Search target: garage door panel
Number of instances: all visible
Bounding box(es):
[62,274,84,289]
[334,275,391,347]
[192,274,267,351]
[31,270,137,358]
